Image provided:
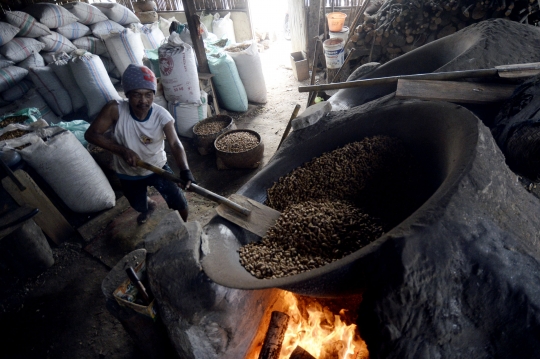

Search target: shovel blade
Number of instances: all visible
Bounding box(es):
[215,194,281,238]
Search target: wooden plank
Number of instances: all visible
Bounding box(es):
[496,62,540,78]
[395,79,517,104]
[2,170,76,244]
[77,196,131,243]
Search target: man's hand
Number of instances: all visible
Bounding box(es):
[180,169,196,190]
[122,148,142,167]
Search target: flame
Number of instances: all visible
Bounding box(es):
[279,292,369,359]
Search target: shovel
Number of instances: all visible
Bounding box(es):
[136,160,281,237]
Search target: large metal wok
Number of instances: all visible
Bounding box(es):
[201,101,479,297]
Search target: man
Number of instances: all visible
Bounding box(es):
[85,64,195,224]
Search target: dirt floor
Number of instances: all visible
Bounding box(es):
[0,38,315,358]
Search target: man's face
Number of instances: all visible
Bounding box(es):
[127,89,154,113]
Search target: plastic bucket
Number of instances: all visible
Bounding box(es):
[326,12,347,32]
[323,38,344,69]
[329,26,350,43]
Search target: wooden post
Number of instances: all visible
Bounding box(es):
[307,0,323,66]
[289,0,307,53]
[258,311,290,359]
[181,0,210,74]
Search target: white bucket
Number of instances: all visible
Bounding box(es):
[329,26,349,43]
[323,38,344,69]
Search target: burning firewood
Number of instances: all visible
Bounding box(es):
[290,346,316,359]
[258,311,290,359]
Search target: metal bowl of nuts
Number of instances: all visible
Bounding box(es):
[192,115,236,155]
[214,129,264,170]
[201,101,480,297]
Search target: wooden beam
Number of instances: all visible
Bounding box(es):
[2,170,76,244]
[395,79,517,104]
[181,0,210,74]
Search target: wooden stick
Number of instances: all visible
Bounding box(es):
[258,311,290,359]
[331,47,356,83]
[307,38,322,108]
[277,104,301,151]
[290,346,317,359]
[298,68,498,92]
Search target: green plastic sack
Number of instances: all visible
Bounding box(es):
[0,107,41,126]
[51,120,90,147]
[144,49,161,77]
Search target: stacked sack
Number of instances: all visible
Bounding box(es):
[158,32,206,138]
[0,1,149,122]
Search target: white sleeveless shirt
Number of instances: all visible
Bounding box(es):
[112,100,173,178]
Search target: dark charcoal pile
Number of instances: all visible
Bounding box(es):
[238,136,418,279]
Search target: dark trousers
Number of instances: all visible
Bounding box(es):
[119,164,188,213]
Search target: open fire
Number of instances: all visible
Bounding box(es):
[251,291,368,359]
[280,292,368,359]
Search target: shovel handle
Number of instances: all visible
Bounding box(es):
[136,160,251,217]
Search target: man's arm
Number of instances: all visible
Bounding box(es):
[84,101,140,167]
[163,121,193,189]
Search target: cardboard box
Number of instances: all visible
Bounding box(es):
[290,51,309,81]
[113,260,157,319]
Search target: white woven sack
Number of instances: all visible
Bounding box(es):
[200,12,213,33]
[25,3,79,29]
[0,66,28,92]
[28,66,72,116]
[69,51,121,119]
[16,89,60,124]
[102,29,145,75]
[136,11,158,24]
[0,58,14,69]
[5,11,51,38]
[130,22,165,50]
[226,41,267,103]
[0,22,20,46]
[158,33,201,104]
[16,52,44,70]
[72,36,108,55]
[153,94,167,108]
[40,52,62,65]
[0,37,45,63]
[93,3,140,25]
[212,13,236,44]
[207,51,248,112]
[1,79,33,102]
[9,127,115,213]
[168,90,208,138]
[90,20,125,39]
[158,16,175,37]
[49,53,86,111]
[56,22,91,40]
[62,2,108,25]
[39,31,77,53]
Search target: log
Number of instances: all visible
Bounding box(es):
[290,346,317,359]
[258,311,290,359]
